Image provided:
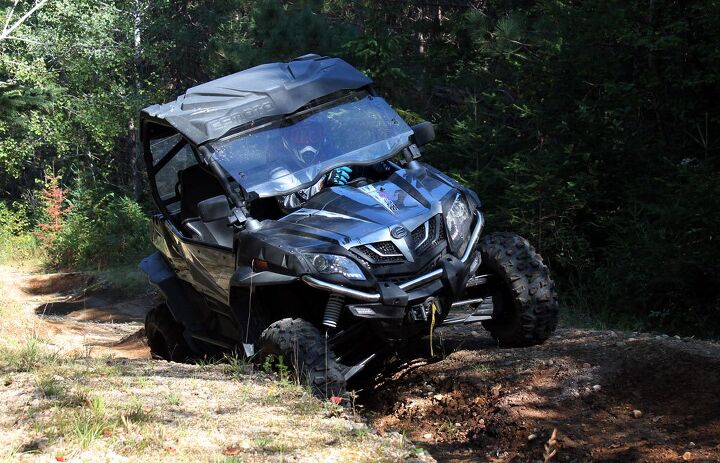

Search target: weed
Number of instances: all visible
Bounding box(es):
[262,354,290,383]
[2,337,59,372]
[473,363,491,373]
[222,352,250,379]
[123,398,152,423]
[166,392,180,406]
[346,389,363,417]
[88,395,105,416]
[254,437,273,449]
[71,411,112,449]
[36,376,64,398]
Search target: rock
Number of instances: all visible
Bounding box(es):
[433,394,444,401]
[627,337,637,342]
[422,433,433,439]
[528,433,537,441]
[632,410,643,419]
[674,335,681,340]
[582,363,592,369]
[548,359,555,366]
[470,330,480,337]
[682,451,692,461]
[688,442,696,448]
[592,384,602,392]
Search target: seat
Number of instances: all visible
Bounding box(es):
[177,165,227,242]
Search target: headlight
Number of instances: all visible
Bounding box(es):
[445,193,473,254]
[306,253,366,280]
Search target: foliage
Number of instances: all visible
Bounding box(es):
[40,180,151,269]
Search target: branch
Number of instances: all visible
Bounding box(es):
[0,0,48,42]
[2,0,20,37]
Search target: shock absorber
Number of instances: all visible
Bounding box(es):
[323,294,345,329]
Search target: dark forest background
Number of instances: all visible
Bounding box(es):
[1,0,718,336]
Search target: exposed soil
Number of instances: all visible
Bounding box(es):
[0,266,153,359]
[3,266,720,462]
[360,324,720,462]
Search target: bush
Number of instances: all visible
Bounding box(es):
[43,186,151,269]
[0,201,38,264]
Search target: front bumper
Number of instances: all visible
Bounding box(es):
[301,211,484,306]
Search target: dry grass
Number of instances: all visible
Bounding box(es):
[0,343,415,462]
[0,266,423,462]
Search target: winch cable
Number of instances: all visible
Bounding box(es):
[243,259,255,356]
[429,300,437,357]
[325,331,329,399]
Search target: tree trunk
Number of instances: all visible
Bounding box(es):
[131,0,144,201]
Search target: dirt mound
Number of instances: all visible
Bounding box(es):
[361,328,720,462]
[22,272,91,295]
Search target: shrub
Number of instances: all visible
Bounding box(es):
[38,179,151,269]
[0,200,38,264]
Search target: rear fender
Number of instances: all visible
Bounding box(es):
[139,252,203,352]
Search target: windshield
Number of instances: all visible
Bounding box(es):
[209,94,413,198]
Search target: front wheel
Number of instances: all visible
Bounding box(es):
[255,318,346,398]
[478,232,559,346]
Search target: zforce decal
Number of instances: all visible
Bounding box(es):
[359,184,399,214]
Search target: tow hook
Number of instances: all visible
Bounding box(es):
[408,297,440,323]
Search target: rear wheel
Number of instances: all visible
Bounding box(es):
[478,232,559,346]
[255,318,346,398]
[145,303,190,362]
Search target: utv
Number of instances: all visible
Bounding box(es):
[139,55,558,397]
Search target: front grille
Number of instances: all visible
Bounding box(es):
[412,215,444,255]
[353,243,405,265]
[351,216,448,268]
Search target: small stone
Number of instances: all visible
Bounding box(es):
[433,394,444,401]
[674,335,682,340]
[688,442,696,448]
[454,422,461,427]
[548,360,555,366]
[470,330,480,337]
[423,433,433,439]
[632,410,643,419]
[592,385,602,392]
[583,363,592,369]
[528,433,537,441]
[682,451,692,461]
[627,337,637,342]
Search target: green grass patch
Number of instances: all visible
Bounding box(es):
[0,336,61,373]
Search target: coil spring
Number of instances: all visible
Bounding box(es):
[323,294,345,329]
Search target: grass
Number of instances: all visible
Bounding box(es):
[0,335,61,373]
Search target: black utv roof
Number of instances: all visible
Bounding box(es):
[140,55,373,145]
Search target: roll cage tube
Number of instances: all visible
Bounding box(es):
[197,145,255,227]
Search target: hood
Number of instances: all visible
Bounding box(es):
[277,165,459,262]
[234,163,477,283]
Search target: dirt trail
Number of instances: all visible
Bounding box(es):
[0,266,153,359]
[3,266,720,462]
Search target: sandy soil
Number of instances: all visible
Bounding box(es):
[0,266,152,359]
